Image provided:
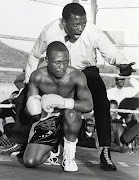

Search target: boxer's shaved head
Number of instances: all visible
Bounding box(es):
[46,41,69,58]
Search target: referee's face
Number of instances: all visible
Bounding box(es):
[64,14,87,42]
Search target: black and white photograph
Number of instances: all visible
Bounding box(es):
[0,0,139,179]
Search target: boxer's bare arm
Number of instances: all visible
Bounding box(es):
[72,71,93,113]
[26,71,42,120]
[27,70,42,98]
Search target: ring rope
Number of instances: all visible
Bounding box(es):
[89,108,139,115]
[111,108,139,114]
[31,0,64,6]
[0,34,139,48]
[0,67,139,79]
[0,104,15,108]
[0,67,24,72]
[97,7,139,10]
[99,73,139,79]
[115,44,139,48]
[0,104,139,114]
[0,34,36,42]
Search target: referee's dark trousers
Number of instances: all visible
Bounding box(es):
[82,66,111,147]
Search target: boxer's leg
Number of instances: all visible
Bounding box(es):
[23,143,53,168]
[62,109,82,172]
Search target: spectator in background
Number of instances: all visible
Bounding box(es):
[107,77,139,105]
[0,91,19,136]
[109,100,126,152]
[0,90,32,154]
[0,91,18,149]
[77,116,97,149]
[118,97,139,150]
[0,120,3,138]
[14,72,25,90]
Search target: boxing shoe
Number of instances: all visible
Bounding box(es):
[1,143,25,156]
[100,147,117,171]
[44,145,60,166]
[62,137,78,172]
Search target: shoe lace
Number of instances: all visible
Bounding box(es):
[44,151,60,166]
[62,145,75,167]
[47,156,59,166]
[103,148,113,165]
[2,144,21,153]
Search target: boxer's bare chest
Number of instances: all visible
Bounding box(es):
[39,74,75,98]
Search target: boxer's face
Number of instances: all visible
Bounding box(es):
[63,14,87,42]
[48,50,69,79]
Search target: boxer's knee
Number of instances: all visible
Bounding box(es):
[64,109,82,126]
[23,155,40,168]
[24,156,36,168]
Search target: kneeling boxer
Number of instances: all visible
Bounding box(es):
[23,41,93,172]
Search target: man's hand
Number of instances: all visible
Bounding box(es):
[116,62,136,76]
[41,94,74,113]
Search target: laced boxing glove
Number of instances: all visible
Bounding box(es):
[41,94,74,113]
[116,62,136,76]
[26,95,42,116]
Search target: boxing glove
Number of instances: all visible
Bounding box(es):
[41,94,74,112]
[26,95,42,116]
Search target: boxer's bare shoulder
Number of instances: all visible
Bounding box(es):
[67,66,87,84]
[29,67,49,84]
